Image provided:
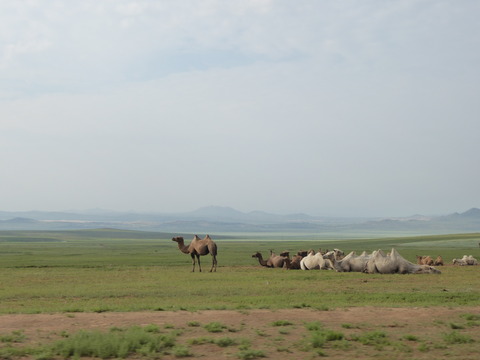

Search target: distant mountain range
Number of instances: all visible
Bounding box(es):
[1,206,480,236]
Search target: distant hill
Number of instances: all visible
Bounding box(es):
[0,207,479,235]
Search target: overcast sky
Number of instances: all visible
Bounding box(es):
[1,0,479,217]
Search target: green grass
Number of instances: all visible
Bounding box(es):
[203,322,227,333]
[53,326,178,359]
[0,313,479,360]
[0,230,479,314]
[443,331,475,344]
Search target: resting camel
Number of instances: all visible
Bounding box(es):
[434,255,444,266]
[172,235,217,272]
[251,250,288,268]
[284,250,308,270]
[453,255,478,266]
[452,258,467,266]
[330,251,371,272]
[366,248,441,274]
[416,255,434,266]
[300,250,334,270]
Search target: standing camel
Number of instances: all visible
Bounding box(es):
[172,235,218,272]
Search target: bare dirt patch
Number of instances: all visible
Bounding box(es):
[1,307,480,359]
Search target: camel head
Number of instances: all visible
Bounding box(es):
[279,251,290,258]
[251,252,262,259]
[323,251,336,262]
[333,248,344,258]
[172,236,184,243]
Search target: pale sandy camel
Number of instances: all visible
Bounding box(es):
[300,250,333,270]
[453,255,478,265]
[366,248,441,274]
[172,235,218,272]
[329,251,371,272]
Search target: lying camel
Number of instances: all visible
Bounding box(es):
[366,248,441,274]
[434,255,444,266]
[284,250,308,270]
[416,255,434,266]
[300,250,333,270]
[330,251,371,272]
[453,255,478,266]
[251,250,288,268]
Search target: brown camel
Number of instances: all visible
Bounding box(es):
[416,255,434,266]
[434,255,444,266]
[172,235,217,272]
[284,250,308,270]
[251,250,288,268]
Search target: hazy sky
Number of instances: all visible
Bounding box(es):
[1,1,479,217]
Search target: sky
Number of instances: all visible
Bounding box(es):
[1,0,479,217]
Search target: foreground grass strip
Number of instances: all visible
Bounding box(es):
[54,325,177,359]
[350,330,390,350]
[236,348,266,359]
[204,322,227,333]
[443,331,475,344]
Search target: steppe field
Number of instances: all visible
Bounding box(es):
[0,230,479,360]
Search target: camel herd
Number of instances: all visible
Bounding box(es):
[252,248,444,274]
[171,235,478,274]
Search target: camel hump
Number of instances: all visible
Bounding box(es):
[204,234,212,240]
[193,235,202,241]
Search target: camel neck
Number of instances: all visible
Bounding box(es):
[256,255,267,266]
[177,241,190,254]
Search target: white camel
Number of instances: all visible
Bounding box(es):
[366,248,441,274]
[453,255,478,266]
[330,251,371,272]
[300,250,334,270]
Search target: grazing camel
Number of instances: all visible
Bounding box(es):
[330,251,371,272]
[300,250,334,270]
[251,250,288,268]
[172,235,217,272]
[366,248,441,274]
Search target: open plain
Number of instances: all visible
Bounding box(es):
[0,230,479,359]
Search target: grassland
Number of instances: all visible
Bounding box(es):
[1,230,479,359]
[0,230,479,313]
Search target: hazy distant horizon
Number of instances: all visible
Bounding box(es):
[1,204,477,219]
[2,1,479,218]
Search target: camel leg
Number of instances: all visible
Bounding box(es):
[197,254,202,272]
[190,253,196,272]
[210,255,217,272]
